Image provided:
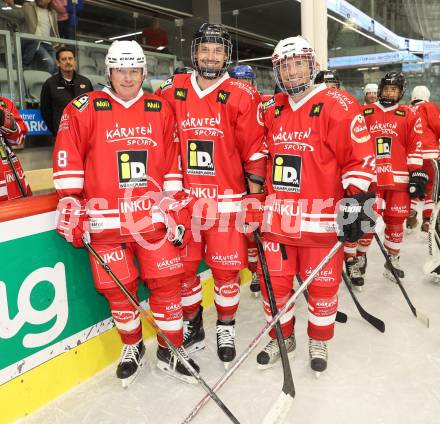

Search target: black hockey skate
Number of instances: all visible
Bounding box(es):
[250,272,261,297]
[357,254,367,276]
[345,257,364,290]
[309,338,328,377]
[216,319,236,368]
[183,306,206,354]
[421,218,430,233]
[156,345,200,384]
[384,255,404,282]
[116,340,146,388]
[406,209,418,234]
[256,334,296,370]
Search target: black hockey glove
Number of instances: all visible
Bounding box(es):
[409,170,428,199]
[337,191,376,243]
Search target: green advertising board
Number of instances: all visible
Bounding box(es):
[0,210,150,386]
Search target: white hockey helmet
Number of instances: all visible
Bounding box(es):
[272,36,317,95]
[411,85,430,103]
[364,83,378,95]
[105,40,147,78]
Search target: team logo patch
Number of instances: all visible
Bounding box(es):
[93,98,112,111]
[363,107,374,116]
[117,150,148,188]
[274,106,283,118]
[72,94,89,112]
[395,109,406,117]
[160,76,174,91]
[0,99,6,108]
[216,90,230,104]
[309,103,323,117]
[272,154,302,192]
[350,114,370,143]
[187,140,215,176]
[144,99,162,112]
[174,88,188,100]
[262,97,275,111]
[376,136,392,158]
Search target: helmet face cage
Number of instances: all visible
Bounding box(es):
[273,54,316,95]
[191,24,232,79]
[378,72,406,107]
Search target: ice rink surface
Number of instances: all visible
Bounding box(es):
[17,227,440,424]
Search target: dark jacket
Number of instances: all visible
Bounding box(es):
[40,71,93,135]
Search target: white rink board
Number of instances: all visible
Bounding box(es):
[16,227,440,424]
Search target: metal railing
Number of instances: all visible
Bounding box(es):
[0,31,176,107]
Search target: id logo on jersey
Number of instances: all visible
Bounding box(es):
[376,137,392,158]
[187,140,215,176]
[117,150,148,188]
[272,154,301,192]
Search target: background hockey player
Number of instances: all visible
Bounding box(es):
[157,23,267,368]
[229,63,261,297]
[0,96,31,201]
[229,64,256,86]
[407,85,440,233]
[344,72,426,288]
[247,36,375,374]
[53,40,200,387]
[314,69,341,88]
[364,83,378,105]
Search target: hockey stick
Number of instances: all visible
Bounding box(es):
[341,270,385,333]
[182,241,343,424]
[82,238,240,424]
[374,233,429,327]
[297,275,348,324]
[253,230,295,423]
[0,136,26,197]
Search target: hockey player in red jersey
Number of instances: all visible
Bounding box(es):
[246,36,375,373]
[0,96,31,200]
[406,85,440,233]
[229,64,262,297]
[344,72,426,288]
[157,23,267,367]
[53,40,200,386]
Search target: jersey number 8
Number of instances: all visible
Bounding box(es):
[57,150,68,168]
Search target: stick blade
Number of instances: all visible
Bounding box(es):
[416,311,430,328]
[359,310,385,333]
[262,392,294,424]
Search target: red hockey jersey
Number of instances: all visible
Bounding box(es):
[362,102,423,190]
[53,88,182,243]
[409,101,440,159]
[157,72,267,218]
[0,97,30,201]
[262,85,375,247]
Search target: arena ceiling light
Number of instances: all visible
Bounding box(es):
[329,15,398,52]
[238,56,272,63]
[108,31,142,41]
